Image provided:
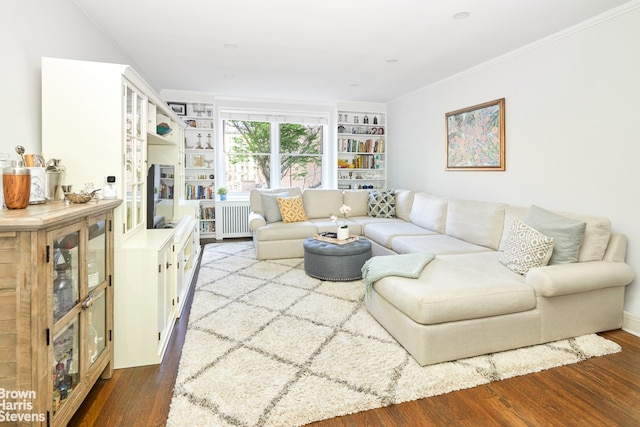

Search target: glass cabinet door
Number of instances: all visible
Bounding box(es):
[52,315,80,415]
[124,82,146,233]
[87,219,107,290]
[53,229,80,323]
[87,289,107,365]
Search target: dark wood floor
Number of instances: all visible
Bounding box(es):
[70,253,640,426]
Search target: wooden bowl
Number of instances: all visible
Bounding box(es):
[65,193,93,203]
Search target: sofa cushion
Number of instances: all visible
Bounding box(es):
[250,187,302,217]
[499,218,555,275]
[524,205,586,265]
[364,221,436,249]
[394,190,414,221]
[391,234,493,255]
[499,205,528,251]
[409,193,448,233]
[343,190,369,217]
[445,198,506,250]
[254,221,317,241]
[261,192,289,223]
[373,252,536,325]
[368,189,396,218]
[302,189,343,219]
[277,196,308,223]
[555,211,611,262]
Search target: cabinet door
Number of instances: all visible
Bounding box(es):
[124,82,147,233]
[86,213,111,370]
[50,223,83,417]
[156,242,174,349]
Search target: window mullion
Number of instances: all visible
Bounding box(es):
[271,122,280,188]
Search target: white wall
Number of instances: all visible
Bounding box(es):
[387,4,640,327]
[0,0,133,159]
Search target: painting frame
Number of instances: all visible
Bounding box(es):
[446,98,505,171]
[167,102,187,116]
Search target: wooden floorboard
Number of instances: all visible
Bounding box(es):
[69,245,640,426]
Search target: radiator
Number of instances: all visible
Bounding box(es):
[218,201,251,238]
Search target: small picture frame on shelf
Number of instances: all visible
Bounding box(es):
[167,102,187,116]
[184,119,197,128]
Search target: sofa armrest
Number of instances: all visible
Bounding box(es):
[526,261,634,297]
[249,212,267,231]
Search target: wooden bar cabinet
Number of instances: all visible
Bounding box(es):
[0,199,120,426]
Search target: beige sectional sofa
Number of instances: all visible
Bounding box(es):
[248,187,634,365]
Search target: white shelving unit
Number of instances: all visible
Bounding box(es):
[42,58,200,369]
[337,110,386,190]
[175,101,218,238]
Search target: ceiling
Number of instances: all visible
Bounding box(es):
[72,0,629,103]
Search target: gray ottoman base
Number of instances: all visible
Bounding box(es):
[303,237,372,281]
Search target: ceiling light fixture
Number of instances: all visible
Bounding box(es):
[350,83,360,87]
[223,42,238,49]
[386,58,399,64]
[452,10,471,19]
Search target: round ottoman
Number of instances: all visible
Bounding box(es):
[303,237,372,281]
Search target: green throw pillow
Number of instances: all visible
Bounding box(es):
[523,205,586,264]
[261,192,289,223]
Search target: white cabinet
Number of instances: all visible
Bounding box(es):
[115,230,175,368]
[42,57,198,369]
[337,110,386,190]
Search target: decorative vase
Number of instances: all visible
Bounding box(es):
[337,225,349,240]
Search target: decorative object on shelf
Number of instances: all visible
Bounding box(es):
[167,102,186,116]
[354,115,359,124]
[184,119,197,128]
[330,203,351,240]
[2,165,31,209]
[363,115,369,124]
[156,122,172,135]
[195,133,203,149]
[446,98,506,171]
[65,189,100,204]
[217,186,227,201]
[206,134,213,149]
[373,116,378,125]
[204,159,213,168]
[193,103,207,117]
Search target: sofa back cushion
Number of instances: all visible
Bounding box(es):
[303,189,344,219]
[499,205,612,262]
[409,193,448,233]
[250,187,302,217]
[445,198,506,250]
[343,190,369,217]
[394,190,415,222]
[553,210,611,262]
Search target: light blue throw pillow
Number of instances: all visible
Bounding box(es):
[523,205,586,264]
[261,192,289,223]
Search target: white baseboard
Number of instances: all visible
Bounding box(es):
[622,311,640,337]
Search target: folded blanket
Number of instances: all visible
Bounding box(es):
[362,253,435,294]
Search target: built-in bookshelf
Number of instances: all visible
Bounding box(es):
[337,110,386,189]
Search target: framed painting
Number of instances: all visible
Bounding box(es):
[446,98,505,171]
[167,102,187,116]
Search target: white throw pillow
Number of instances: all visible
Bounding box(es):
[500,218,555,275]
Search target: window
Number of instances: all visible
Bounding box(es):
[221,111,326,192]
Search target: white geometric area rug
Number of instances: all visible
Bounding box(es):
[167,242,621,427]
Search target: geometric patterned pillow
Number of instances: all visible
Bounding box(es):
[277,195,308,223]
[367,189,396,218]
[499,218,555,275]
